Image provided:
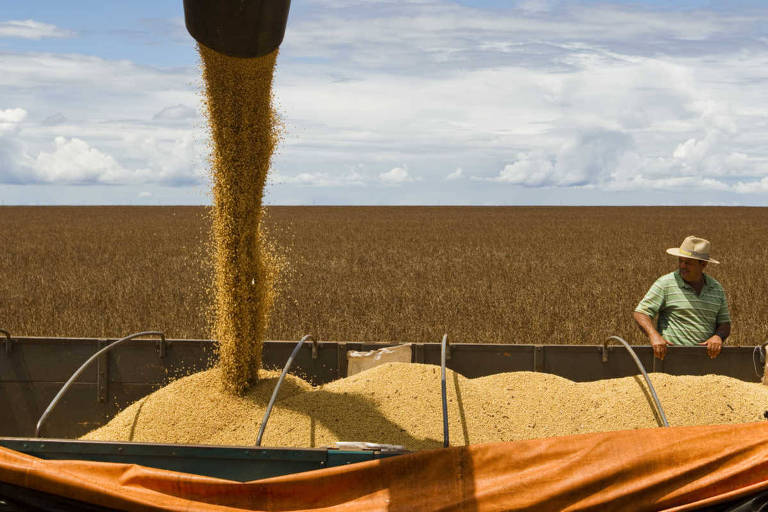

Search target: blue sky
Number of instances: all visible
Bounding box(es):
[1,0,767,205]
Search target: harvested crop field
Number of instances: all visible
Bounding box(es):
[2,205,767,346]
[82,362,768,449]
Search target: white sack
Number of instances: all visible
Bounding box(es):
[346,344,412,376]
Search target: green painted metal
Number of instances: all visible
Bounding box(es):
[0,438,404,482]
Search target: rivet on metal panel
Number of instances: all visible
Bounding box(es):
[533,345,544,372]
[0,329,11,354]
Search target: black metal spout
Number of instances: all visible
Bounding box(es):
[183,0,291,58]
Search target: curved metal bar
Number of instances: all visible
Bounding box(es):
[441,333,449,448]
[754,340,768,379]
[604,336,669,427]
[35,331,165,437]
[256,334,314,446]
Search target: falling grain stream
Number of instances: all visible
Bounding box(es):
[199,44,281,394]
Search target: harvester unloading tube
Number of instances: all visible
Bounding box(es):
[183,0,291,58]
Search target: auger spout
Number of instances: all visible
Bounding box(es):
[183,0,291,58]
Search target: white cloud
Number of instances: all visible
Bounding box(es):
[517,0,552,14]
[123,133,206,185]
[492,153,555,187]
[0,52,197,117]
[0,108,27,134]
[446,168,463,180]
[32,136,126,184]
[153,104,198,121]
[284,3,764,75]
[379,166,415,184]
[674,136,713,162]
[138,191,153,198]
[273,2,768,201]
[0,108,28,184]
[668,130,756,178]
[0,53,206,187]
[733,177,768,194]
[490,130,632,187]
[485,125,768,194]
[0,20,74,40]
[0,114,206,186]
[272,171,366,187]
[41,113,67,126]
[607,175,732,192]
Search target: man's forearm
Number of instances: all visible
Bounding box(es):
[633,311,659,339]
[715,323,731,341]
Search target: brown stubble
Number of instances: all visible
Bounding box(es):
[198,44,281,394]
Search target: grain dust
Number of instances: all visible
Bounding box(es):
[83,363,768,450]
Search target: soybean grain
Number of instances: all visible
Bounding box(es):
[84,363,768,450]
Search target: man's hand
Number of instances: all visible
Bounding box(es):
[634,311,670,360]
[650,333,672,360]
[698,335,723,359]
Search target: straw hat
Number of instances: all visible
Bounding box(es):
[666,236,719,264]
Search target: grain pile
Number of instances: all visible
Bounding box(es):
[83,363,768,450]
[199,44,282,394]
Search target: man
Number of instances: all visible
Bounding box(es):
[633,236,731,360]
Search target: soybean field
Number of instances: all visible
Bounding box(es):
[2,206,766,347]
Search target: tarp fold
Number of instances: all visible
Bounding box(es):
[4,422,768,511]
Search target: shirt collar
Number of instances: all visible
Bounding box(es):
[674,270,709,291]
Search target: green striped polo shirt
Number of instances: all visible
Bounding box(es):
[634,270,730,346]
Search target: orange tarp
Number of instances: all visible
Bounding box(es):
[4,422,768,511]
